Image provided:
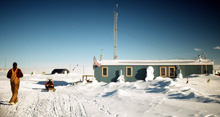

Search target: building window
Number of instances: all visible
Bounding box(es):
[160,66,167,77]
[169,67,176,78]
[102,67,108,77]
[126,66,133,77]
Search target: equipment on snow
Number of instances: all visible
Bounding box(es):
[45,79,56,92]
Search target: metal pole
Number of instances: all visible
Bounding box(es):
[69,64,71,72]
[201,58,203,74]
[213,60,215,75]
[82,66,84,81]
[4,57,6,71]
[100,49,103,61]
[205,52,207,74]
[113,4,118,60]
[83,66,84,75]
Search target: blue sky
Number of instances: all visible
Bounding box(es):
[0,0,220,68]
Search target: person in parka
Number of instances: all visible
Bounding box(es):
[7,62,23,105]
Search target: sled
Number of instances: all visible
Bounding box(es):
[47,87,56,92]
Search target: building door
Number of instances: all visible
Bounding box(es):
[169,67,176,78]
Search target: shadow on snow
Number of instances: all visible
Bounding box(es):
[36,81,72,86]
[145,79,220,104]
[168,93,220,104]
[33,81,72,92]
[0,101,11,105]
[146,80,172,94]
[102,90,118,97]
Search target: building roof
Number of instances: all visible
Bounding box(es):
[97,59,213,66]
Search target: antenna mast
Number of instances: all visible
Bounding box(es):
[4,57,6,71]
[113,4,118,60]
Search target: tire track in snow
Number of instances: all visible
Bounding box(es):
[28,92,81,117]
[145,97,165,113]
[71,95,87,117]
[6,104,17,116]
[30,92,52,116]
[5,89,88,117]
[83,98,112,116]
[6,91,27,117]
[72,86,112,116]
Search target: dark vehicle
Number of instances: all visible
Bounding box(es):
[45,79,56,91]
[51,69,69,74]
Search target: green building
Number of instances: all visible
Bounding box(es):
[93,59,214,83]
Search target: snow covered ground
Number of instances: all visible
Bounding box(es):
[0,71,220,117]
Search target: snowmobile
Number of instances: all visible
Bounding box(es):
[45,79,56,92]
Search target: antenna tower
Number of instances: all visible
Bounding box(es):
[4,57,6,71]
[113,4,118,60]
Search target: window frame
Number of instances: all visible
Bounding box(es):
[160,66,167,77]
[126,66,133,77]
[102,67,108,77]
[168,66,176,78]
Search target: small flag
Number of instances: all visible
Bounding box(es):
[93,56,101,67]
